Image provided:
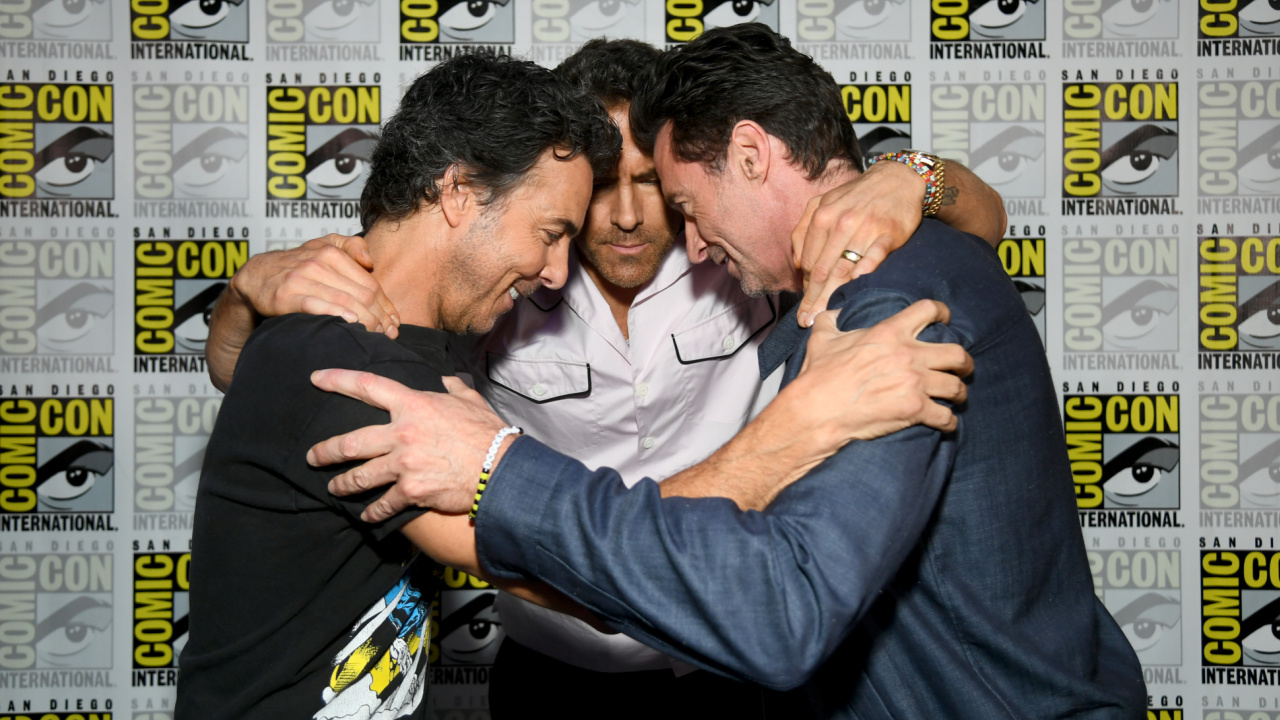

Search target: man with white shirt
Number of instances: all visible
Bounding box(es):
[206,39,1005,720]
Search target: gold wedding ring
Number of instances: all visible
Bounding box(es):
[841,249,863,264]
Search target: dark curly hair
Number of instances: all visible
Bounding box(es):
[630,23,862,179]
[360,54,621,231]
[555,38,661,109]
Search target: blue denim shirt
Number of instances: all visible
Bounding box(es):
[476,220,1145,719]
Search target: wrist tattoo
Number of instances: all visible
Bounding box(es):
[941,186,959,207]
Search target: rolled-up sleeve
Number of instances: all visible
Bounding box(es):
[476,289,962,690]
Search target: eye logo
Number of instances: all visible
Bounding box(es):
[1090,549,1181,668]
[1201,550,1280,672]
[797,0,909,43]
[1064,0,1178,40]
[134,239,246,364]
[400,0,514,44]
[268,0,379,43]
[532,0,645,43]
[0,552,113,670]
[1,0,114,41]
[1200,0,1280,39]
[1198,80,1280,202]
[0,239,115,358]
[665,0,778,44]
[1064,393,1179,511]
[131,0,249,42]
[134,84,250,204]
[932,83,1046,199]
[1197,235,1280,357]
[930,0,1048,56]
[264,84,380,211]
[434,568,503,667]
[0,397,114,514]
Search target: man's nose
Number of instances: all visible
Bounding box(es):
[540,240,570,290]
[685,220,708,263]
[611,183,642,232]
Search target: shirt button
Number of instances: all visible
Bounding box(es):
[636,382,649,397]
[531,383,547,397]
[642,436,655,449]
[722,336,736,351]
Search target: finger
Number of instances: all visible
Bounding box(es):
[306,421,397,468]
[923,371,969,405]
[326,454,400,497]
[361,484,414,523]
[880,299,951,339]
[849,235,891,279]
[442,376,487,406]
[310,368,410,412]
[918,402,959,434]
[915,342,972,376]
[312,248,398,330]
[311,234,374,270]
[295,296,361,326]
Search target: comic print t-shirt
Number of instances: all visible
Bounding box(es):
[177,315,451,720]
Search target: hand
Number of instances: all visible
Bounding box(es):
[231,234,400,337]
[307,372,507,520]
[791,161,925,328]
[794,299,972,440]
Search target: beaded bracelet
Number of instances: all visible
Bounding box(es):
[868,151,947,217]
[470,426,522,520]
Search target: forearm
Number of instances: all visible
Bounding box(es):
[399,510,609,632]
[476,431,954,689]
[932,160,1006,247]
[660,376,837,510]
[205,284,258,392]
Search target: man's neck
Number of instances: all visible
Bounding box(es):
[576,246,647,340]
[365,215,447,329]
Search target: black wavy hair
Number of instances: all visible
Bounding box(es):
[630,23,862,179]
[360,54,621,231]
[555,38,662,109]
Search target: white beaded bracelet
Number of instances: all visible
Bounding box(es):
[470,426,522,519]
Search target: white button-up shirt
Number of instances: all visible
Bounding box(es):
[453,241,783,673]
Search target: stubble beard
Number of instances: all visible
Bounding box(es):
[577,226,676,290]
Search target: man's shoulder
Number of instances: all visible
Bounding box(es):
[240,314,419,376]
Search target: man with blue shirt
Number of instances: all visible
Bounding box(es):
[306,25,1146,719]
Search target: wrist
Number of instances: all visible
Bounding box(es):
[470,427,522,519]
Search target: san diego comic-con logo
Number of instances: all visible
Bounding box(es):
[1062,74,1179,216]
[131,549,188,687]
[130,0,251,60]
[134,391,219,521]
[1090,548,1183,678]
[0,0,113,46]
[796,0,909,46]
[133,75,250,219]
[841,78,910,157]
[1197,76,1280,215]
[665,0,777,45]
[1062,0,1178,58]
[929,0,1046,59]
[264,75,379,221]
[430,568,499,690]
[997,237,1046,347]
[930,76,1047,206]
[133,233,247,373]
[528,0,646,64]
[400,0,514,61]
[267,0,381,60]
[1200,547,1280,683]
[1063,389,1181,525]
[1061,231,1180,369]
[1198,233,1280,370]
[0,396,114,516]
[1199,0,1280,57]
[1199,390,1280,515]
[0,74,116,220]
[0,549,113,675]
[0,236,115,372]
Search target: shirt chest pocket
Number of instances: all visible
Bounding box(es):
[670,295,776,364]
[485,355,601,452]
[669,295,777,424]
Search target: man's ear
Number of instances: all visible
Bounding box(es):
[438,164,476,229]
[727,120,771,183]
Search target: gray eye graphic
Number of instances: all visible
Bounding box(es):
[1112,592,1180,655]
[1242,594,1280,666]
[968,0,1042,40]
[1099,124,1177,196]
[970,125,1045,190]
[1101,279,1177,350]
[1240,437,1280,509]
[1101,437,1178,506]
[1238,280,1280,350]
